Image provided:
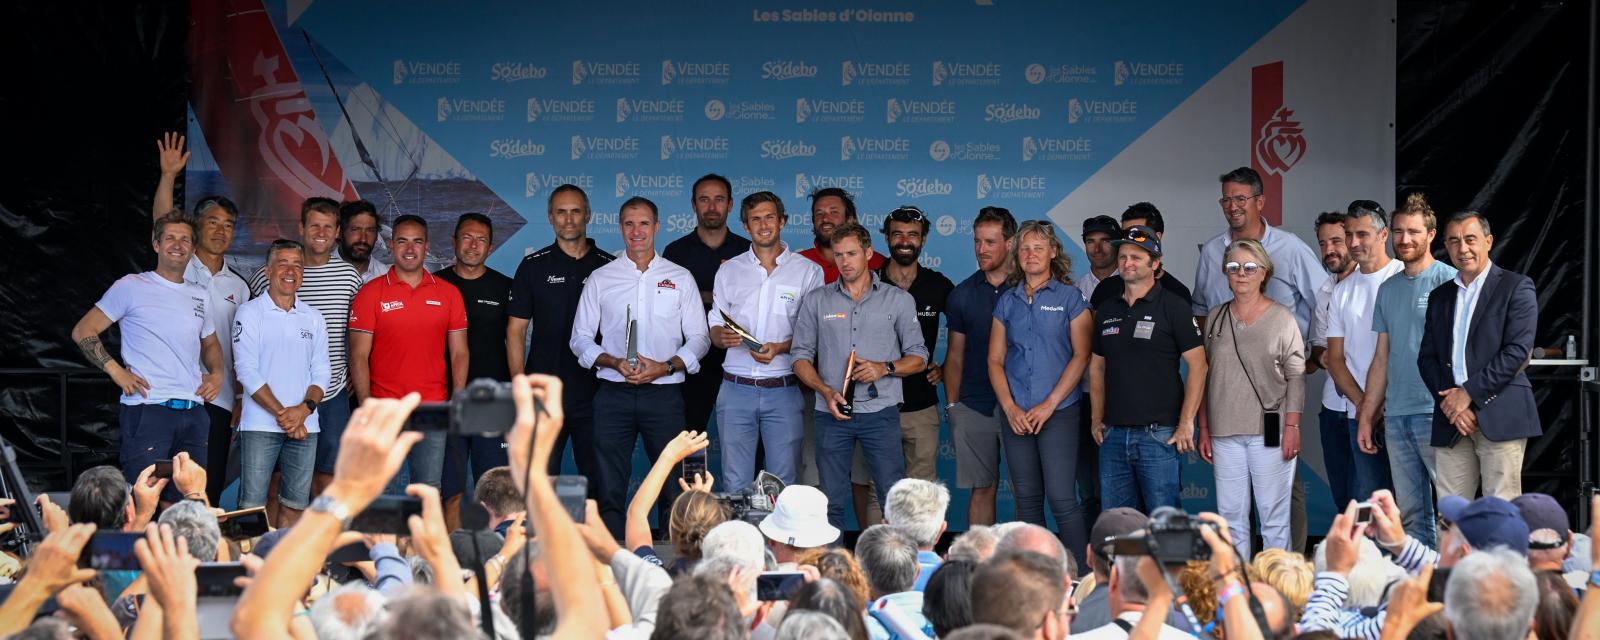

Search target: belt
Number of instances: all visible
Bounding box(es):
[157,399,200,411]
[722,373,799,389]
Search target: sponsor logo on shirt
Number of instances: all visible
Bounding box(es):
[381,301,405,313]
[824,312,847,320]
[426,299,443,306]
[547,275,566,284]
[1102,326,1121,336]
[300,329,313,339]
[657,279,677,290]
[232,321,243,341]
[477,299,502,306]
[225,294,239,304]
[1039,305,1065,312]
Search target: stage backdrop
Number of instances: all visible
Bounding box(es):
[186,0,1394,530]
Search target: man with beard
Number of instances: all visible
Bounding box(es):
[799,187,885,283]
[793,222,927,529]
[849,206,953,524]
[247,198,363,498]
[1308,210,1361,514]
[664,174,751,434]
[153,132,251,503]
[707,191,823,490]
[1360,195,1456,547]
[1326,201,1401,499]
[434,213,513,525]
[570,197,710,536]
[1077,215,1120,303]
[337,199,390,284]
[943,207,1017,526]
[73,211,225,496]
[348,214,469,492]
[1088,203,1193,306]
[507,185,614,479]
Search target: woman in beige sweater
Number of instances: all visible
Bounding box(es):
[1197,239,1305,559]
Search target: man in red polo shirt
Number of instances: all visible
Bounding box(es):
[799,187,885,283]
[348,214,469,491]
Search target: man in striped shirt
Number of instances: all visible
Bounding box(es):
[248,197,363,497]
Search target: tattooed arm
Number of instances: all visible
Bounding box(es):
[72,307,151,398]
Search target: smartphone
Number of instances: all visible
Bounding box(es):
[81,532,143,570]
[326,541,370,565]
[218,507,270,540]
[195,562,247,597]
[1355,502,1375,525]
[153,459,174,479]
[404,403,452,432]
[681,453,707,483]
[553,476,587,524]
[43,491,72,512]
[348,495,423,535]
[756,571,806,601]
[1262,412,1281,448]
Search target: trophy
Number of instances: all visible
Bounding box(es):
[718,309,766,353]
[625,305,639,371]
[839,350,858,416]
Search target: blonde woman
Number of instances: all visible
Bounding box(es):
[1197,239,1306,559]
[987,220,1092,565]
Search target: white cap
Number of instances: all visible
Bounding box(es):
[758,485,840,548]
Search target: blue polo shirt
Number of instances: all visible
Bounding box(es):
[1372,260,1458,416]
[994,279,1090,410]
[945,271,1007,415]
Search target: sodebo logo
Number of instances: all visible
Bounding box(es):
[760,139,818,160]
[984,103,1041,123]
[489,138,545,159]
[895,178,953,199]
[490,62,548,83]
[760,60,817,81]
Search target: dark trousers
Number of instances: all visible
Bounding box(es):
[203,403,234,504]
[1318,406,1356,509]
[680,347,726,431]
[442,435,512,499]
[118,403,209,502]
[546,399,598,480]
[593,382,685,538]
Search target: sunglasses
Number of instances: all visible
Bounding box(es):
[1124,228,1152,244]
[1224,261,1263,275]
[889,206,926,222]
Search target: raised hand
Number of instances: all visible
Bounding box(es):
[329,394,425,513]
[157,132,190,176]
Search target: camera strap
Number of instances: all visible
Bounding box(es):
[1216,303,1281,413]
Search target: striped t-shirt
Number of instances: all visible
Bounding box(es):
[249,258,363,397]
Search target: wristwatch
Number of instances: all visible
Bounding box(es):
[304,398,318,413]
[309,494,353,530]
[665,360,678,375]
[885,361,897,375]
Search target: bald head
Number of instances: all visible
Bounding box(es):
[996,524,1074,578]
[1250,583,1294,640]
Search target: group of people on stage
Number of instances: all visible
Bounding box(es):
[71,134,1541,562]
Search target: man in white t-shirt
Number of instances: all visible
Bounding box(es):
[1325,202,1402,499]
[72,212,224,498]
[234,239,330,528]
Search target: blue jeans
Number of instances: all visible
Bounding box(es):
[1385,414,1438,547]
[118,403,209,503]
[716,380,805,492]
[238,431,318,510]
[384,430,446,494]
[313,389,355,475]
[1003,403,1088,570]
[1099,424,1181,512]
[1318,406,1356,509]
[816,408,905,530]
[1345,418,1394,500]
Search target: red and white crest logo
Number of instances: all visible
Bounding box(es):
[1255,107,1307,175]
[1250,61,1307,226]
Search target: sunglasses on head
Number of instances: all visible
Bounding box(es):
[1124,228,1152,244]
[889,206,926,222]
[1225,261,1263,275]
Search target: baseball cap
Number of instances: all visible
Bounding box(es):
[1511,493,1569,549]
[1438,495,1529,556]
[1111,225,1162,257]
[1090,507,1148,558]
[1081,215,1121,240]
[758,485,840,548]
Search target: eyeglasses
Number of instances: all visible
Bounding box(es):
[1218,194,1260,207]
[1224,261,1263,275]
[889,206,926,222]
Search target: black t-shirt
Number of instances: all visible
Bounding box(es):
[663,230,751,310]
[434,266,514,383]
[1091,284,1204,426]
[1089,271,1194,308]
[507,240,615,409]
[878,263,955,412]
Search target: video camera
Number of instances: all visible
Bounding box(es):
[1104,506,1219,566]
[715,470,785,526]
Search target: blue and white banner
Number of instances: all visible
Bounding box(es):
[191,0,1394,530]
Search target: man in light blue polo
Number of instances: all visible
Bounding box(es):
[1193,167,1324,339]
[234,239,331,527]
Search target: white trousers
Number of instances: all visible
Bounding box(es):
[1212,434,1297,560]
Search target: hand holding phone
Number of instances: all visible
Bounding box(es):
[553,476,587,524]
[756,571,806,601]
[348,496,423,535]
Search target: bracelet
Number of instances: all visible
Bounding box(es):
[183,492,206,501]
[1218,583,1247,608]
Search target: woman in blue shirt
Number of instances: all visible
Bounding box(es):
[986,220,1093,566]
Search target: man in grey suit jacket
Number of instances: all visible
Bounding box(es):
[1417,211,1540,500]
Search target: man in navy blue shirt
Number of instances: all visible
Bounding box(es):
[941,207,1016,526]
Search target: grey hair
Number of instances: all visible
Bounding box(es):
[373,589,486,640]
[885,478,950,548]
[1348,205,1389,232]
[410,555,434,585]
[776,610,851,640]
[995,523,1074,578]
[310,581,388,640]
[695,554,757,604]
[158,500,220,562]
[947,525,999,563]
[1112,555,1150,604]
[701,520,765,569]
[1312,536,1405,609]
[856,524,920,598]
[1444,549,1538,640]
